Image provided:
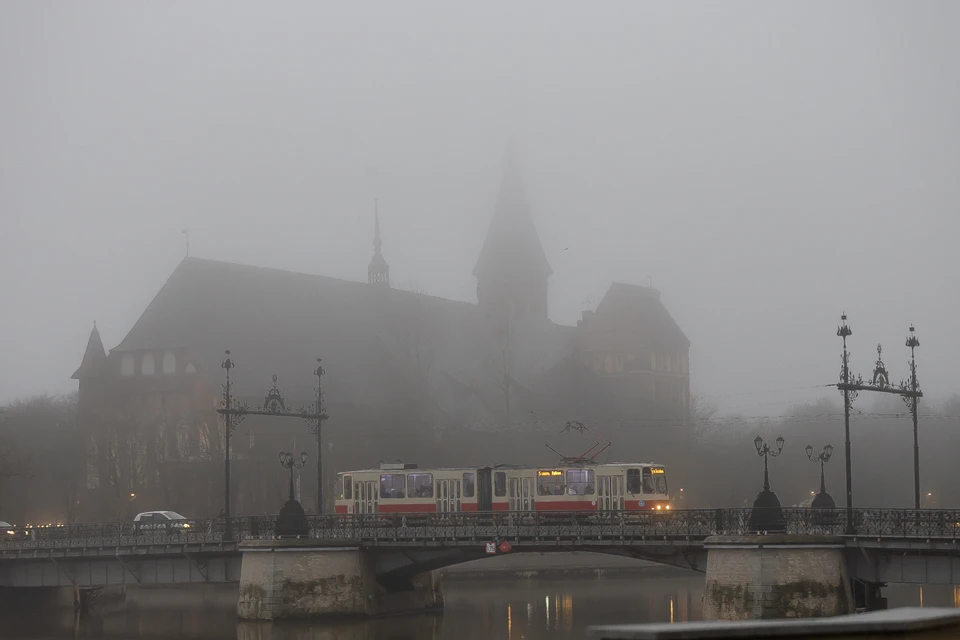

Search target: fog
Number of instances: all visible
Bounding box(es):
[1,1,958,413]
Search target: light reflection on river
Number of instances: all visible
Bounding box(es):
[4,574,960,640]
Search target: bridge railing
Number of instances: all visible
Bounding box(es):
[3,508,959,551]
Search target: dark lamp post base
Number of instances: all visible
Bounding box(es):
[276,499,310,538]
[748,489,786,533]
[811,491,837,510]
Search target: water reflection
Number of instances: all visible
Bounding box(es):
[13,574,960,640]
[3,573,703,640]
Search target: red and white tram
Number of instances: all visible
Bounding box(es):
[335,461,671,515]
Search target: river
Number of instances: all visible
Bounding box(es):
[3,569,958,640]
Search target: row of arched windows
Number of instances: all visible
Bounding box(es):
[120,351,195,377]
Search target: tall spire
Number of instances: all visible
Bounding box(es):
[72,322,108,379]
[474,144,551,319]
[368,198,390,287]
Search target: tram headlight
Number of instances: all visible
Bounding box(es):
[665,505,671,510]
[656,505,662,510]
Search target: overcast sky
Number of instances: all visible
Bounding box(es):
[1,1,957,414]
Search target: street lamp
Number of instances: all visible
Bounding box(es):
[748,435,786,533]
[806,444,836,509]
[279,451,308,503]
[276,451,310,539]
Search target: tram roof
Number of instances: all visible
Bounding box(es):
[339,461,665,474]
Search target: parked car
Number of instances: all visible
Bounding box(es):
[133,511,192,531]
[0,520,14,535]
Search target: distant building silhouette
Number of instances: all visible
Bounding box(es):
[72,148,690,519]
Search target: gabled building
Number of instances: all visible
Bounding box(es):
[72,153,690,519]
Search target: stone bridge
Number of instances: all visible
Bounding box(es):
[3,509,960,619]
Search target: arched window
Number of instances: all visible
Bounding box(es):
[142,353,155,375]
[162,351,176,374]
[184,363,196,374]
[121,354,135,376]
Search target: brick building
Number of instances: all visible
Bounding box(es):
[72,155,690,520]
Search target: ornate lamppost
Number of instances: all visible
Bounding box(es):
[835,315,924,527]
[805,444,835,509]
[748,435,786,533]
[277,451,309,538]
[216,352,329,526]
[903,325,921,510]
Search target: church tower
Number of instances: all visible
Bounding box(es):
[473,148,552,321]
[367,199,390,287]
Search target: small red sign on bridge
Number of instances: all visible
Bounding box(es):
[498,541,512,554]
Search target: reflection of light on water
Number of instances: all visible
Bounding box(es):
[670,598,675,623]
[527,602,533,624]
[953,585,960,608]
[545,595,550,628]
[560,594,573,631]
[507,604,512,640]
[920,587,924,608]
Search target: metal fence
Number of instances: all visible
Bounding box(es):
[3,508,960,552]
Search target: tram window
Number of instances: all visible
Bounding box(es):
[380,474,406,499]
[342,475,352,500]
[494,472,506,497]
[655,473,668,495]
[462,472,475,498]
[627,469,642,494]
[408,473,434,498]
[641,468,655,494]
[566,469,595,495]
[537,470,565,496]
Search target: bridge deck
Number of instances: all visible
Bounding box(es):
[3,508,959,555]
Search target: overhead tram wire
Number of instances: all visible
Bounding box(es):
[239,411,960,437]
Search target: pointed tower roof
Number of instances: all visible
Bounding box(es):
[368,199,390,286]
[72,322,108,379]
[473,147,552,280]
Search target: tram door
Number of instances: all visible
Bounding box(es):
[598,475,623,511]
[354,480,378,514]
[436,479,462,513]
[509,477,535,511]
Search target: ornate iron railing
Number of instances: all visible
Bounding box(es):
[3,509,960,552]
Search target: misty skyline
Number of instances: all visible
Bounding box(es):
[1,1,957,413]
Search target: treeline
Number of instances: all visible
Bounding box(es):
[0,394,83,524]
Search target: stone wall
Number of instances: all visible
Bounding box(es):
[237,541,441,619]
[703,535,853,620]
[238,542,376,619]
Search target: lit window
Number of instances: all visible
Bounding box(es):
[566,469,595,495]
[627,468,642,494]
[408,473,434,498]
[142,353,155,375]
[162,352,176,374]
[494,472,506,497]
[120,354,135,376]
[379,474,406,499]
[537,470,565,496]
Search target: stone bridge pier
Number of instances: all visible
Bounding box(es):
[236,540,444,619]
[702,535,854,620]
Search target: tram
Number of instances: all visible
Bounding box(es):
[334,461,671,515]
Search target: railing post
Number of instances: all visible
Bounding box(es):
[714,508,723,534]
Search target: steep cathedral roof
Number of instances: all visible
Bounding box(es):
[72,323,107,379]
[473,153,552,280]
[111,258,573,422]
